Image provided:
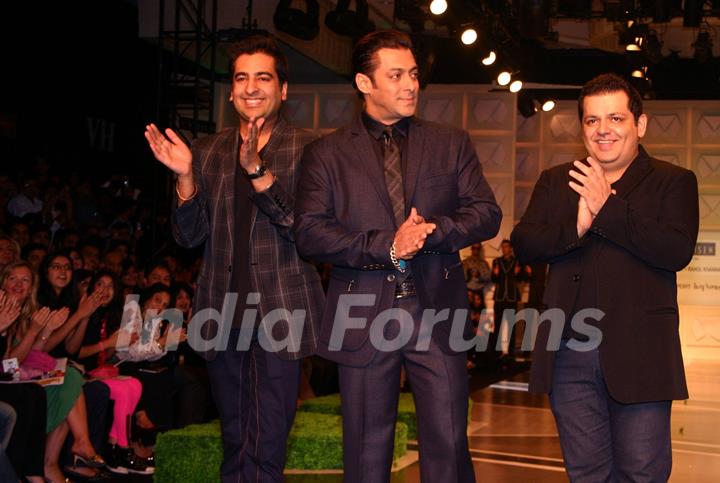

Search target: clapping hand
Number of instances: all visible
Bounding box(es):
[0,290,21,331]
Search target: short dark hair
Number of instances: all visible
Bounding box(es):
[230,34,289,86]
[352,29,414,93]
[578,73,643,123]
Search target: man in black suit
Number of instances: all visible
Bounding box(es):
[145,35,324,482]
[294,30,501,482]
[511,73,699,481]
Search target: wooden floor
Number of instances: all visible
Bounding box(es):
[286,359,720,483]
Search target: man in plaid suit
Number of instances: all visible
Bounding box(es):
[145,34,324,482]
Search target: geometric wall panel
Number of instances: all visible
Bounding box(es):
[545,109,582,143]
[467,94,514,131]
[649,148,687,168]
[692,150,720,184]
[699,191,720,227]
[318,93,359,129]
[487,176,513,222]
[515,147,540,181]
[473,136,513,175]
[543,146,586,170]
[694,111,720,143]
[417,93,463,126]
[516,114,540,142]
[643,111,686,144]
[281,93,315,129]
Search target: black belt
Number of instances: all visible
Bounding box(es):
[394,279,416,299]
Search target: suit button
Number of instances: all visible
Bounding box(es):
[387,274,396,282]
[572,274,581,282]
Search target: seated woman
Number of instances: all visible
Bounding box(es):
[0,288,47,482]
[1,261,104,483]
[76,270,153,475]
[116,283,186,438]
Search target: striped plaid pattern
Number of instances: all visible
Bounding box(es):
[172,118,324,361]
[383,126,405,226]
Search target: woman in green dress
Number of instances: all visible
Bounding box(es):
[1,261,103,483]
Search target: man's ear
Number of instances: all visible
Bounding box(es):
[637,113,648,139]
[281,82,288,102]
[355,73,372,95]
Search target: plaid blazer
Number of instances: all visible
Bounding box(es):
[172,118,324,361]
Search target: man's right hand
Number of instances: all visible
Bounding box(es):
[144,123,193,181]
[394,207,436,259]
[576,195,594,238]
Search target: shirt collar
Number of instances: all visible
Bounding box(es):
[361,111,409,141]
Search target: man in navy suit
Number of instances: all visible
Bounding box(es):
[511,74,699,481]
[294,30,501,482]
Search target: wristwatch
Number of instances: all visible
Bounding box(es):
[245,164,268,180]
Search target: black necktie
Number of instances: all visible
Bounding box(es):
[383,126,405,226]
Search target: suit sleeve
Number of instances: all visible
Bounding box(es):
[293,144,396,268]
[511,169,586,264]
[422,131,502,253]
[171,144,211,248]
[590,169,699,272]
[249,174,295,242]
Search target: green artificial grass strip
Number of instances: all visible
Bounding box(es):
[154,420,223,483]
[154,413,408,481]
[299,392,474,441]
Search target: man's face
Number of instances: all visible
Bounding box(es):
[101,251,123,276]
[581,91,647,174]
[230,53,287,123]
[81,246,100,271]
[10,224,29,248]
[358,48,419,124]
[0,240,18,266]
[501,242,512,257]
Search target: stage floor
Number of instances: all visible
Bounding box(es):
[284,358,720,483]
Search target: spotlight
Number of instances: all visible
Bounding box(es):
[517,91,537,118]
[497,71,512,86]
[541,100,556,111]
[481,51,497,66]
[274,0,320,40]
[461,28,478,45]
[430,0,448,15]
[325,0,375,38]
[509,80,523,92]
[631,69,644,78]
[693,31,713,63]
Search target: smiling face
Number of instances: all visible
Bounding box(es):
[175,289,192,313]
[230,52,287,125]
[581,91,647,179]
[47,256,73,292]
[357,48,419,125]
[3,266,33,303]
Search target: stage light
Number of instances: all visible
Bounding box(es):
[274,0,320,41]
[481,51,497,66]
[461,28,478,45]
[509,80,523,93]
[497,71,511,86]
[430,0,448,15]
[541,100,556,111]
[631,69,644,78]
[325,0,374,38]
[517,91,537,118]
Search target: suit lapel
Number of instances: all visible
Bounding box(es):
[349,116,395,221]
[405,117,425,208]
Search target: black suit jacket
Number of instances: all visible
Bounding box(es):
[293,114,501,367]
[172,118,325,361]
[511,146,698,403]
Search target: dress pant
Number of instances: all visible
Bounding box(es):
[338,296,475,483]
[550,341,672,482]
[207,329,301,483]
[491,301,518,360]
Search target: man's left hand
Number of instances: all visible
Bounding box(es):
[239,116,265,172]
[568,157,616,216]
